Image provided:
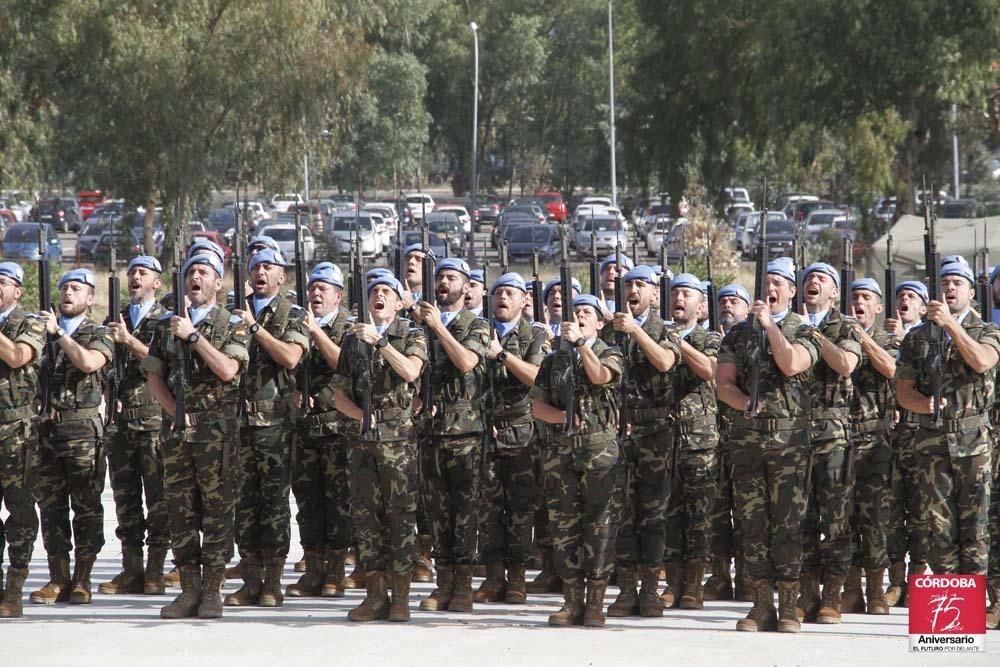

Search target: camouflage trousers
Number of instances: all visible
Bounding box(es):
[990,436,1000,578]
[291,436,351,551]
[915,442,991,575]
[707,431,741,559]
[107,425,170,549]
[663,442,719,564]
[236,422,293,559]
[0,420,37,568]
[35,428,106,559]
[479,444,539,565]
[420,434,482,565]
[161,430,237,569]
[885,422,928,565]
[730,424,809,582]
[614,428,673,569]
[801,421,855,578]
[543,437,623,582]
[532,434,553,550]
[347,438,419,576]
[848,430,891,570]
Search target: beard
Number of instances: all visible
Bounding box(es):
[719,313,737,331]
[437,283,464,308]
[60,301,88,318]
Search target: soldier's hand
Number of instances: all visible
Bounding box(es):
[40,308,58,334]
[400,285,415,311]
[304,309,321,334]
[925,300,953,329]
[612,309,637,335]
[352,313,381,345]
[561,320,583,345]
[171,313,196,341]
[415,301,442,331]
[751,300,773,329]
[107,314,132,345]
[487,332,503,359]
[883,317,904,337]
[234,307,256,327]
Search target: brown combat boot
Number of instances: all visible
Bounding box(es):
[161,565,202,619]
[548,578,585,627]
[736,578,777,632]
[99,544,145,595]
[526,547,562,594]
[144,547,167,595]
[344,560,367,590]
[986,578,1000,629]
[224,554,263,606]
[702,556,734,601]
[286,547,325,597]
[679,559,707,610]
[796,569,821,622]
[866,568,890,614]
[505,561,527,604]
[347,571,390,622]
[883,561,906,606]
[734,555,753,601]
[473,560,506,603]
[29,553,71,604]
[389,571,411,622]
[293,557,307,573]
[448,564,474,612]
[583,578,608,627]
[901,561,926,607]
[419,565,454,611]
[69,555,96,604]
[839,566,865,614]
[0,567,28,618]
[322,547,346,597]
[224,559,243,580]
[411,535,434,583]
[198,566,225,619]
[777,580,801,633]
[163,567,181,588]
[639,566,664,617]
[259,553,285,607]
[659,561,685,609]
[607,566,639,617]
[817,575,847,624]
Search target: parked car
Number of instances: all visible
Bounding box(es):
[254,223,315,263]
[941,198,977,218]
[736,211,788,256]
[95,229,144,263]
[500,204,546,226]
[491,211,536,248]
[749,218,797,260]
[579,196,613,209]
[426,212,466,255]
[227,200,270,228]
[2,222,61,262]
[389,230,447,262]
[31,196,83,232]
[433,205,472,235]
[405,193,435,221]
[723,187,751,204]
[77,191,107,219]
[575,215,627,258]
[77,219,118,260]
[534,192,568,222]
[803,209,848,235]
[328,214,382,257]
[784,199,834,223]
[362,203,400,234]
[473,194,503,229]
[270,193,303,213]
[644,219,672,256]
[507,224,562,264]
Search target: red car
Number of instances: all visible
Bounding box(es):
[190,230,233,265]
[534,191,568,222]
[77,190,107,219]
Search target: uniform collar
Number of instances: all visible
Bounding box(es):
[252,294,275,315]
[495,318,518,338]
[440,309,461,327]
[129,299,156,328]
[806,308,829,327]
[58,313,86,336]
[0,304,16,326]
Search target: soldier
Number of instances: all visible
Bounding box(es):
[412,257,490,613]
[661,273,721,610]
[285,262,352,599]
[846,278,896,615]
[0,262,45,618]
[541,276,581,337]
[530,294,624,627]
[475,273,549,604]
[31,268,113,606]
[226,248,309,608]
[334,275,427,622]
[717,284,751,336]
[717,257,821,633]
[465,269,485,317]
[896,259,998,579]
[401,243,431,305]
[143,252,248,619]
[598,254,634,312]
[600,265,681,619]
[99,256,171,597]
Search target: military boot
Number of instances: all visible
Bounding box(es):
[69,555,96,604]
[0,567,28,618]
[473,560,506,603]
[389,571,412,622]
[606,566,639,617]
[734,555,753,601]
[259,552,285,607]
[817,575,847,624]
[839,566,865,614]
[702,556,734,601]
[901,561,927,607]
[883,561,906,606]
[448,564,474,612]
[29,553,71,604]
[526,547,562,594]
[344,560,367,590]
[411,535,434,583]
[679,559,707,610]
[224,554,263,606]
[224,559,243,580]
[583,578,608,627]
[144,547,168,595]
[659,561,685,609]
[286,547,325,597]
[866,569,890,615]
[986,578,1000,629]
[639,566,664,617]
[160,565,202,619]
[777,580,801,633]
[796,569,821,622]
[163,567,181,588]
[347,571,390,622]
[505,561,527,604]
[548,578,585,627]
[198,566,225,619]
[293,556,307,573]
[99,544,145,595]
[322,547,346,597]
[735,578,777,632]
[419,565,454,611]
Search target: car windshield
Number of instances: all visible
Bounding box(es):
[81,222,111,236]
[767,220,796,234]
[582,218,621,232]
[509,226,551,243]
[257,227,300,241]
[3,226,40,242]
[333,218,372,232]
[428,219,461,233]
[406,196,429,205]
[809,214,835,226]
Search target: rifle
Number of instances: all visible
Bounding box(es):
[659,244,672,321]
[499,239,509,275]
[614,243,629,437]
[559,229,577,434]
[840,235,854,316]
[589,231,600,296]
[481,263,496,455]
[294,208,309,416]
[922,176,943,424]
[706,232,720,332]
[531,248,544,323]
[680,223,688,274]
[232,188,246,311]
[419,223,436,411]
[172,228,189,434]
[884,232,896,322]
[745,181,769,418]
[978,221,991,320]
[791,223,803,314]
[106,221,124,426]
[37,224,54,416]
[353,238,373,436]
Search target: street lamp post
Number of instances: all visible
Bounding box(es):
[469,21,480,264]
[608,1,617,210]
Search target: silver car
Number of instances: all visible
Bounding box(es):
[574,215,627,258]
[328,214,381,258]
[255,223,316,263]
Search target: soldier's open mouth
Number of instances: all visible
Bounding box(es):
[768,296,777,304]
[899,304,909,314]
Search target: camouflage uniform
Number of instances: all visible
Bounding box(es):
[895,311,1000,575]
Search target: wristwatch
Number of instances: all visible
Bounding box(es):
[496,350,508,363]
[54,327,66,340]
[571,338,586,348]
[249,323,261,335]
[187,331,202,345]
[375,335,389,350]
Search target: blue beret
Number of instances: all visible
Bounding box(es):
[248,249,287,271]
[183,253,224,278]
[767,257,796,283]
[187,239,225,264]
[543,277,582,302]
[58,268,96,289]
[803,262,840,289]
[651,265,674,282]
[623,265,658,285]
[895,280,929,303]
[0,262,25,285]
[309,263,344,289]
[940,255,968,268]
[718,283,751,305]
[404,243,435,259]
[127,255,163,274]
[435,258,471,279]
[491,272,526,295]
[940,260,974,285]
[572,294,604,314]
[670,272,706,293]
[367,276,404,298]
[600,254,635,274]
[850,278,882,298]
[366,267,394,282]
[990,265,1000,284]
[470,269,485,285]
[248,235,280,253]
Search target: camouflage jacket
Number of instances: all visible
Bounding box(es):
[675,324,721,450]
[300,307,350,438]
[115,300,166,431]
[851,325,894,440]
[490,317,549,422]
[425,309,490,436]
[46,317,114,439]
[243,296,310,427]
[333,316,427,442]
[804,308,862,418]
[0,305,43,423]
[895,309,1000,456]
